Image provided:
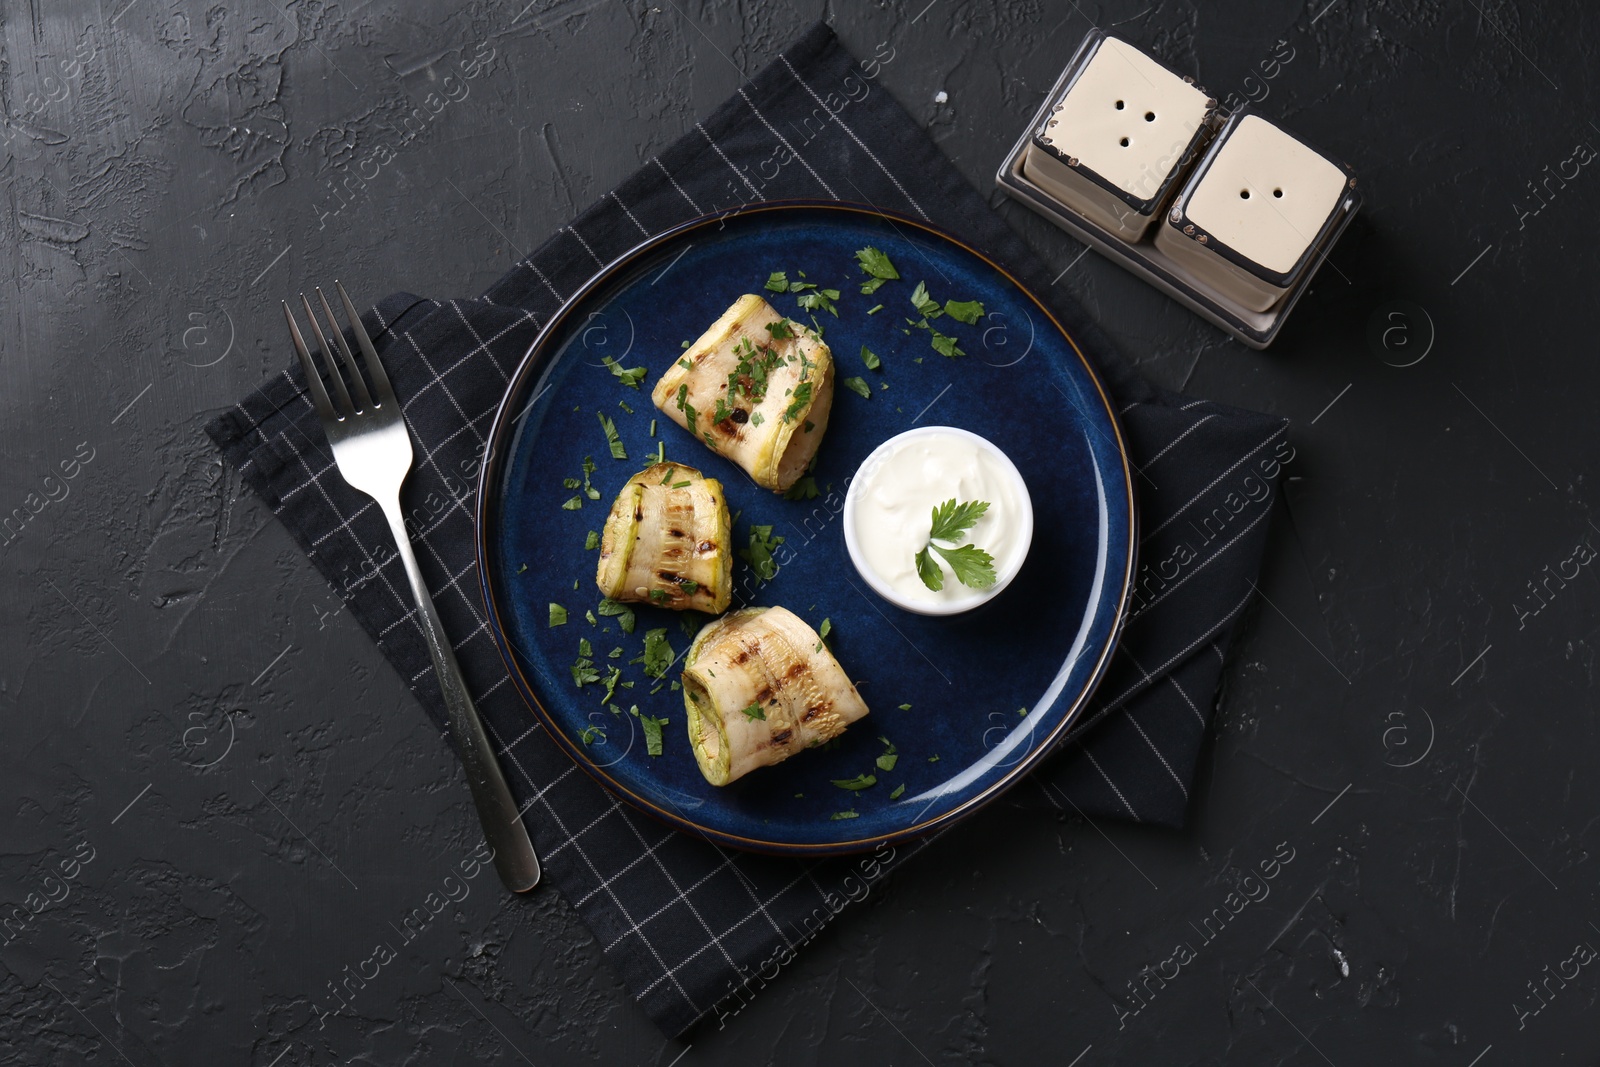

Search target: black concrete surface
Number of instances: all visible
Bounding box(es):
[2,0,1596,1063]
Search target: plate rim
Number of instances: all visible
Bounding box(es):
[474,199,1140,856]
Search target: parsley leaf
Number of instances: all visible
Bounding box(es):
[917,498,997,591]
[832,773,877,791]
[579,724,605,745]
[842,376,871,399]
[933,542,997,588]
[830,809,859,820]
[740,702,766,720]
[910,281,943,319]
[583,529,600,549]
[889,784,905,800]
[875,736,898,771]
[943,299,985,325]
[549,603,568,626]
[597,412,627,459]
[929,499,990,542]
[860,345,881,371]
[819,618,832,642]
[765,318,795,340]
[562,495,583,510]
[597,597,637,634]
[601,355,648,388]
[764,271,790,293]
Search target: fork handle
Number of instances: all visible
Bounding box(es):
[379,499,542,893]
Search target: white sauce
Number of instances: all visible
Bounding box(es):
[847,427,1032,612]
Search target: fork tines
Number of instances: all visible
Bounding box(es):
[283,280,397,422]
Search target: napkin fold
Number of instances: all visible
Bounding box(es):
[207,22,1288,1036]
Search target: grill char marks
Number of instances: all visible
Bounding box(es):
[679,606,869,786]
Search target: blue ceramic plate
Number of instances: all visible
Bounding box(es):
[477,203,1135,855]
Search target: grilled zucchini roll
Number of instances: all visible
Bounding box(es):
[650,294,834,493]
[595,462,732,613]
[681,606,870,786]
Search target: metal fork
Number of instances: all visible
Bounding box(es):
[284,282,540,893]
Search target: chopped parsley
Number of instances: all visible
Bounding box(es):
[649,589,670,604]
[832,773,877,791]
[929,328,965,359]
[549,603,568,626]
[562,495,583,510]
[578,638,592,656]
[867,304,883,315]
[915,498,998,592]
[739,524,785,583]
[599,666,622,704]
[889,784,905,800]
[579,724,605,745]
[638,712,667,756]
[860,345,881,371]
[784,475,819,501]
[632,628,674,679]
[875,736,899,772]
[674,383,698,430]
[570,655,601,687]
[898,703,912,711]
[928,754,941,763]
[795,287,841,317]
[722,334,790,415]
[830,809,859,820]
[619,399,633,414]
[910,281,943,319]
[819,617,832,642]
[783,381,814,422]
[842,376,871,399]
[597,412,627,459]
[739,702,766,721]
[581,456,600,499]
[943,299,985,324]
[765,319,795,340]
[764,271,790,293]
[855,246,900,294]
[601,355,648,389]
[597,597,637,634]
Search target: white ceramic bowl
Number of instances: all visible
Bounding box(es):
[842,425,1034,616]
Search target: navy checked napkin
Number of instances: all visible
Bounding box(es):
[206,22,1288,1036]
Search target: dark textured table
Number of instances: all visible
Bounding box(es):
[3,1,1595,1063]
